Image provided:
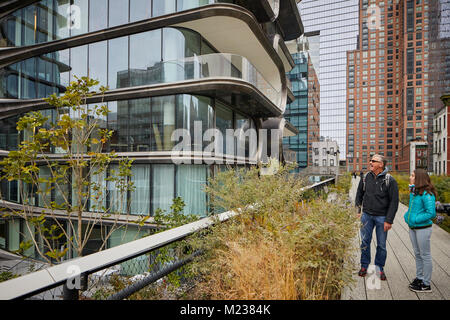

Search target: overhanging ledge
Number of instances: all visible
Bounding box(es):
[0,78,284,120]
[0,4,288,114]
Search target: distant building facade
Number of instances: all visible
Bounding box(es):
[346,0,435,174]
[298,0,359,160]
[432,95,450,175]
[312,138,340,168]
[283,36,320,171]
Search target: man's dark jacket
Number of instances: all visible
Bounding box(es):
[355,168,399,224]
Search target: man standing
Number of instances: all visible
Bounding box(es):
[355,154,399,280]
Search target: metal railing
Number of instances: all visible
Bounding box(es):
[0,178,336,300]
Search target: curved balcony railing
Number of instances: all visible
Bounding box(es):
[126,53,281,108]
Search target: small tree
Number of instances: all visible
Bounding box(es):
[0,77,149,264]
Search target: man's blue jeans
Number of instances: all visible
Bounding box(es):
[360,212,388,271]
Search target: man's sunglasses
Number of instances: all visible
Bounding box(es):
[369,159,381,163]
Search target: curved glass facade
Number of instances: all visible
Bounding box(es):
[0,162,212,216]
[0,27,217,98]
[0,93,255,155]
[0,27,279,106]
[0,0,239,48]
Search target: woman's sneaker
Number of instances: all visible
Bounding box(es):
[409,282,432,293]
[408,278,422,289]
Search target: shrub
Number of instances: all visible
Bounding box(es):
[188,164,359,300]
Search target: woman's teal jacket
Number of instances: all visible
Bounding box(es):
[404,188,436,228]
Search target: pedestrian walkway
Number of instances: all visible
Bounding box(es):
[342,177,450,300]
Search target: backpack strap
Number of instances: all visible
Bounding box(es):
[384,173,391,188]
[362,172,369,192]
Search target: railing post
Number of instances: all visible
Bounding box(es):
[62,283,79,300]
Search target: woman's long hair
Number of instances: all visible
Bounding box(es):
[414,169,437,197]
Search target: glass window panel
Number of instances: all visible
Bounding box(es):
[152,96,176,151]
[22,74,37,99]
[108,36,129,89]
[88,41,108,90]
[37,0,55,43]
[70,0,88,36]
[108,164,127,214]
[56,0,70,39]
[109,0,129,28]
[129,98,151,151]
[177,0,210,11]
[89,0,108,32]
[215,101,233,155]
[70,45,88,81]
[130,0,152,22]
[163,28,200,82]
[55,49,70,92]
[129,30,162,86]
[116,100,130,152]
[176,95,213,150]
[235,112,250,158]
[39,166,51,207]
[23,5,37,46]
[54,171,69,208]
[5,74,19,98]
[176,165,207,216]
[153,0,175,16]
[152,164,174,215]
[130,164,150,215]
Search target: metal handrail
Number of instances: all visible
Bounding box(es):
[0,178,335,300]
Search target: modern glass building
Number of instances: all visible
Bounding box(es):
[0,0,303,258]
[283,37,320,171]
[298,0,359,160]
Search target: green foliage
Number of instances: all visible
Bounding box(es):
[149,197,199,289]
[0,271,19,283]
[0,76,139,263]
[332,172,352,195]
[392,173,450,204]
[392,173,450,234]
[186,163,359,300]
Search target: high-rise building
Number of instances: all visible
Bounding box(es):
[283,36,320,170]
[0,1,302,257]
[429,0,450,173]
[346,0,437,173]
[298,0,359,160]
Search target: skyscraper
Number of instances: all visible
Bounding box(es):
[283,37,320,171]
[298,0,359,160]
[346,0,435,173]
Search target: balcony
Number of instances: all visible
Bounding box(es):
[0,53,283,119]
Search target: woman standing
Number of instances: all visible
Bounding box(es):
[404,169,437,293]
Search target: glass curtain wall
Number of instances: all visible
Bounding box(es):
[152,164,175,214]
[130,164,150,215]
[152,96,176,151]
[176,165,208,216]
[0,94,255,156]
[0,27,216,99]
[176,94,214,151]
[0,0,243,48]
[215,101,233,155]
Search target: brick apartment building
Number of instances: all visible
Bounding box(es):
[346,0,433,173]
